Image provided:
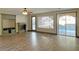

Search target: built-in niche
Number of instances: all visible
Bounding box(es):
[2,14,16,34]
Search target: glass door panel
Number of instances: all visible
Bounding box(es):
[57,14,66,35]
[66,13,76,36]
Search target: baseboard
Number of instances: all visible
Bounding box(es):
[35,31,57,35]
[27,30,57,35]
[76,36,79,38]
[27,30,32,32]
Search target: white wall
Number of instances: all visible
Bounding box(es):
[16,15,28,32]
[16,15,27,24]
[0,14,2,35]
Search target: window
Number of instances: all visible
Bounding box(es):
[32,17,36,30]
[37,16,54,29]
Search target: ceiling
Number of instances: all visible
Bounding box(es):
[0,8,72,15]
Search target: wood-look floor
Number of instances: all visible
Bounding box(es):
[0,32,79,51]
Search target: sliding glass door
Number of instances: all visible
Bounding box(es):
[57,13,76,36]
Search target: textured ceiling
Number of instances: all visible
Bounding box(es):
[0,8,72,15]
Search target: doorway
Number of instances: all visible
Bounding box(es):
[57,12,76,36]
[32,17,36,31]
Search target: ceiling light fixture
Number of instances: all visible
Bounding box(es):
[22,8,28,15]
[22,8,32,15]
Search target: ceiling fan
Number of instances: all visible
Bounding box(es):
[22,8,32,15]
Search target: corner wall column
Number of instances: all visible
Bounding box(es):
[0,14,2,35]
